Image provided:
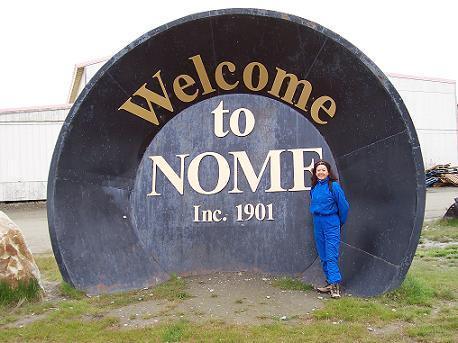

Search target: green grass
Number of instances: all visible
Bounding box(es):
[150,274,190,301]
[0,300,60,326]
[417,245,458,260]
[0,279,42,307]
[60,282,86,300]
[408,256,457,301]
[421,218,458,243]
[0,317,386,342]
[34,254,62,282]
[440,218,458,227]
[271,277,313,292]
[313,246,457,329]
[0,314,119,342]
[383,274,435,306]
[1,221,457,342]
[162,319,187,342]
[406,305,458,342]
[313,297,399,323]
[86,274,190,310]
[0,261,454,342]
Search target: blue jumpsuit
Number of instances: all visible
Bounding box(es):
[310,178,349,284]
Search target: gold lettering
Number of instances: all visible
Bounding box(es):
[118,70,173,125]
[148,154,189,196]
[173,74,198,102]
[228,150,286,193]
[120,57,337,126]
[188,152,230,195]
[243,62,268,91]
[268,68,312,111]
[215,61,239,90]
[189,55,216,95]
[311,96,336,124]
[288,148,323,191]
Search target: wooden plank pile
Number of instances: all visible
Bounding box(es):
[425,164,458,187]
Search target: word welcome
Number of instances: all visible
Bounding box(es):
[119,55,337,125]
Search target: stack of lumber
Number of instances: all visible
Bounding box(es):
[425,164,458,187]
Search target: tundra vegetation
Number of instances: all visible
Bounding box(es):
[0,218,456,342]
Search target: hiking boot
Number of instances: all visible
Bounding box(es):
[316,283,332,293]
[330,284,341,298]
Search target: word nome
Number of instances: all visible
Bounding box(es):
[148,148,323,196]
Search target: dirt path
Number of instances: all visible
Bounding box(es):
[107,272,324,328]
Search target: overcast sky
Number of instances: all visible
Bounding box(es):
[1,0,456,109]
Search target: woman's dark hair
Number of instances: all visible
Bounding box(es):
[311,160,338,189]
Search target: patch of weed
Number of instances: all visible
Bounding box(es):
[439,218,458,227]
[88,290,147,309]
[0,315,391,342]
[50,300,97,320]
[313,297,398,323]
[0,315,119,342]
[161,320,187,342]
[151,274,191,301]
[435,288,455,300]
[422,219,458,243]
[0,301,58,324]
[406,306,458,342]
[88,275,189,309]
[34,254,62,282]
[248,322,372,342]
[417,245,458,259]
[271,277,313,292]
[0,279,42,307]
[60,282,86,300]
[407,259,457,301]
[0,314,19,326]
[384,274,435,306]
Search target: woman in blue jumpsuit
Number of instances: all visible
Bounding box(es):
[310,160,349,298]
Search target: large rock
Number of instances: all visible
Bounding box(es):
[0,211,43,289]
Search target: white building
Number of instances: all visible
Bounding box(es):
[0,104,70,201]
[0,58,457,201]
[389,74,458,168]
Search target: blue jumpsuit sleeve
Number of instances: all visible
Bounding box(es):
[332,182,349,225]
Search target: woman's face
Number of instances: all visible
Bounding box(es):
[315,164,329,180]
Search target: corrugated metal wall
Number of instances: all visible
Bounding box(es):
[0,107,69,201]
[388,75,458,168]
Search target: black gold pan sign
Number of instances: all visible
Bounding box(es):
[48,9,425,296]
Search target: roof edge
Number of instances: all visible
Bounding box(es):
[387,72,456,85]
[0,104,72,115]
